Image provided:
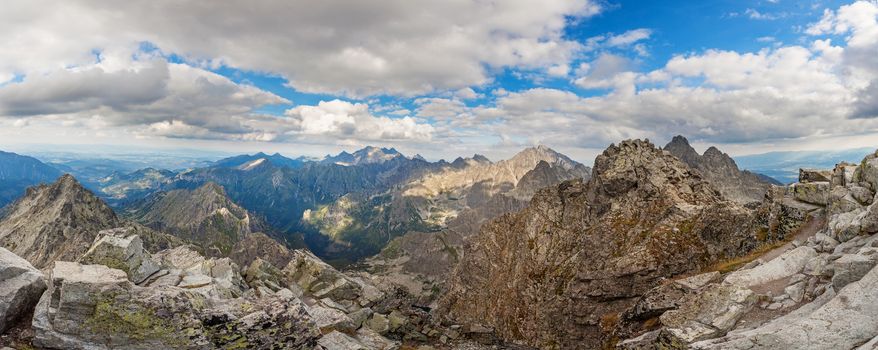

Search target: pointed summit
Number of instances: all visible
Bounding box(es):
[664,135,775,204]
[323,146,405,166]
[0,175,120,268]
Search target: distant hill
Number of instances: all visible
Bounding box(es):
[0,150,63,208]
[321,146,404,166]
[734,147,874,184]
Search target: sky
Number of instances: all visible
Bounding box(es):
[0,0,876,163]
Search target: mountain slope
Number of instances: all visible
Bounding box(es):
[0,151,63,208]
[304,146,591,263]
[440,139,760,349]
[212,152,309,169]
[0,174,120,268]
[124,182,261,256]
[322,146,404,166]
[664,136,776,204]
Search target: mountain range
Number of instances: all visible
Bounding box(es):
[1,139,877,349]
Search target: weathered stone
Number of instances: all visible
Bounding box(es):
[368,313,391,334]
[862,201,878,235]
[317,330,367,349]
[79,228,160,284]
[813,232,839,253]
[284,250,362,301]
[800,168,832,183]
[828,186,863,216]
[675,271,722,290]
[659,283,757,345]
[854,150,878,191]
[828,209,866,242]
[617,329,660,350]
[153,245,205,271]
[691,264,878,349]
[784,281,805,303]
[33,261,320,349]
[243,257,285,292]
[831,253,877,289]
[348,307,374,328]
[791,182,831,206]
[306,302,357,334]
[388,310,408,332]
[0,247,47,333]
[355,327,400,350]
[724,246,817,288]
[850,186,875,205]
[832,162,858,187]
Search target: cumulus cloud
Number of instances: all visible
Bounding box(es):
[0,0,601,97]
[606,29,653,47]
[284,100,434,142]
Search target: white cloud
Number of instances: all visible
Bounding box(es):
[606,29,653,47]
[744,8,787,20]
[0,0,601,98]
[284,100,434,142]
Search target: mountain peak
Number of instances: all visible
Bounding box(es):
[0,174,120,268]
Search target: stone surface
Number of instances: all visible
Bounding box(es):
[799,168,832,183]
[79,228,161,284]
[659,283,757,345]
[831,253,877,289]
[32,261,320,349]
[0,247,47,333]
[791,182,831,206]
[724,246,816,287]
[284,249,363,302]
[691,264,878,349]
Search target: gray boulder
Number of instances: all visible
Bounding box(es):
[791,182,831,206]
[79,228,160,284]
[800,168,832,183]
[33,261,320,349]
[658,283,757,345]
[0,247,47,333]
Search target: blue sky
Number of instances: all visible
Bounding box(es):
[0,0,875,162]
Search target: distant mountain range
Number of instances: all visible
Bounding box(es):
[734,147,875,184]
[0,151,62,209]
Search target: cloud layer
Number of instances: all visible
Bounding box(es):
[1,0,877,161]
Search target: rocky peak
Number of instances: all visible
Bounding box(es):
[124,182,257,256]
[441,138,756,349]
[323,146,405,166]
[0,174,120,268]
[593,139,718,203]
[664,135,775,204]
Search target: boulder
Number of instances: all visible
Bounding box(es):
[284,250,362,302]
[79,228,161,284]
[831,253,877,289]
[658,283,757,344]
[862,201,878,235]
[317,330,367,349]
[849,186,874,205]
[828,210,866,242]
[691,264,878,349]
[800,168,832,183]
[0,247,47,333]
[854,150,878,191]
[243,257,287,293]
[724,246,816,287]
[790,182,831,206]
[306,302,357,334]
[832,162,857,187]
[827,186,863,216]
[33,261,320,349]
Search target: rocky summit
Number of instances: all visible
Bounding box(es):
[664,135,778,204]
[0,175,121,269]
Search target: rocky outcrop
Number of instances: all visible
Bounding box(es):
[0,247,46,333]
[0,175,120,268]
[229,231,296,269]
[32,261,321,349]
[441,139,759,349]
[124,182,263,257]
[664,136,776,204]
[615,148,878,349]
[79,228,161,284]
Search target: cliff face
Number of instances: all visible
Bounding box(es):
[664,136,776,204]
[0,174,120,268]
[440,139,757,349]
